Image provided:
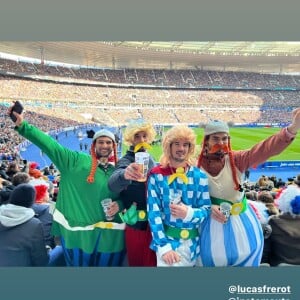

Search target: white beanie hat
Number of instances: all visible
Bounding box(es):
[204,120,229,136]
[92,129,115,143]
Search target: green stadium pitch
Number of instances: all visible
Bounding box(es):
[123,127,300,162]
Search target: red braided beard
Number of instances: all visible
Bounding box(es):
[209,144,229,154]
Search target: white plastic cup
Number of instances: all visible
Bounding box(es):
[170,190,182,204]
[101,198,114,221]
[134,152,150,182]
[220,202,232,222]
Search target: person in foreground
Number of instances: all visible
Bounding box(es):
[0,183,49,266]
[147,125,211,267]
[8,103,125,266]
[197,107,300,266]
[262,175,300,266]
[108,119,157,266]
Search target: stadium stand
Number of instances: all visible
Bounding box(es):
[0,57,299,182]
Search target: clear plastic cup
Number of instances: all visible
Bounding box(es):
[220,202,232,222]
[101,198,114,221]
[170,190,182,204]
[134,152,150,182]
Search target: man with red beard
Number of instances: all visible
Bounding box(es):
[197,107,300,267]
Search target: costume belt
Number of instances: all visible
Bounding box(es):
[164,224,198,240]
[210,195,248,215]
[119,204,147,225]
[53,209,125,231]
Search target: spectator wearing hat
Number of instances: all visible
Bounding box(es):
[0,183,49,266]
[28,162,44,179]
[29,178,55,248]
[262,177,300,266]
[29,178,66,266]
[108,119,157,266]
[197,107,300,267]
[8,103,125,267]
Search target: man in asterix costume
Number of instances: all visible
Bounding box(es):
[9,103,126,267]
[147,125,211,267]
[197,107,300,267]
[108,119,157,266]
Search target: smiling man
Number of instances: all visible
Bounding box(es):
[8,102,126,267]
[147,124,211,267]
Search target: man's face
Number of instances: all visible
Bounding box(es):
[95,137,114,158]
[133,131,148,146]
[206,132,229,155]
[170,139,190,163]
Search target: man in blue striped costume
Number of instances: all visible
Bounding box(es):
[147,125,211,267]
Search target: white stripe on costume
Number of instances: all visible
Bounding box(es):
[230,213,251,266]
[200,205,263,266]
[53,209,125,231]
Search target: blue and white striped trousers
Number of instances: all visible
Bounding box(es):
[197,205,264,267]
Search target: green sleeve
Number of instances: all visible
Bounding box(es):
[16,121,79,173]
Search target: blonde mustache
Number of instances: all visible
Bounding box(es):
[134,142,151,153]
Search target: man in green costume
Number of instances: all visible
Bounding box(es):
[9,103,125,266]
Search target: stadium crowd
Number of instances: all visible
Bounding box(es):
[1,57,300,89]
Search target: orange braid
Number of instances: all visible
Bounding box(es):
[197,137,207,168]
[86,142,98,183]
[197,145,205,168]
[113,142,118,164]
[87,141,118,183]
[227,137,241,191]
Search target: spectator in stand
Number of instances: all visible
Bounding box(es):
[197,107,300,267]
[0,162,9,181]
[0,183,49,266]
[0,172,31,206]
[244,169,250,181]
[257,191,279,217]
[29,178,66,266]
[262,175,300,266]
[8,103,126,267]
[29,178,55,249]
[5,161,20,181]
[108,119,157,266]
[12,172,31,186]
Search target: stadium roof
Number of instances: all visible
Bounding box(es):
[0,41,300,74]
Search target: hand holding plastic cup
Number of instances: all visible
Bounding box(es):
[101,198,114,221]
[170,190,182,205]
[219,202,232,223]
[134,152,150,182]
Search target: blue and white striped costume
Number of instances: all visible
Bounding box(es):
[147,165,211,265]
[198,157,264,267]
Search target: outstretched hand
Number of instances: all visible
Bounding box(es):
[288,107,300,134]
[8,102,23,126]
